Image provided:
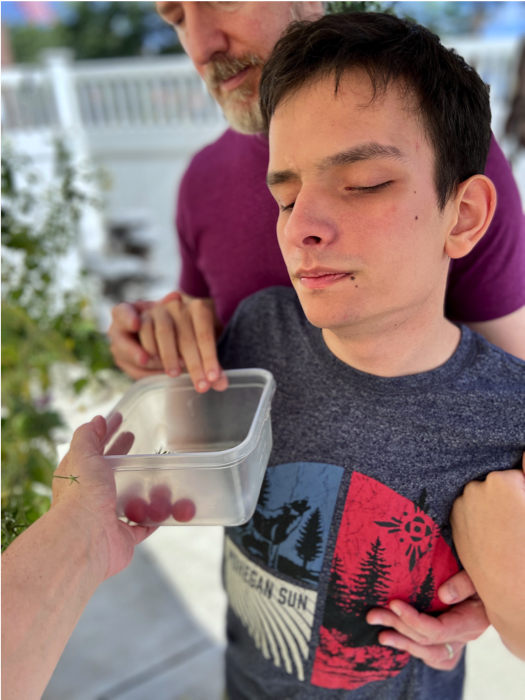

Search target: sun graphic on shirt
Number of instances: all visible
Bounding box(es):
[375,498,438,571]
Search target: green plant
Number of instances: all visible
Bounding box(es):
[327,2,396,15]
[1,140,114,551]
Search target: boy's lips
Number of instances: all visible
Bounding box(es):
[220,66,251,91]
[296,269,354,290]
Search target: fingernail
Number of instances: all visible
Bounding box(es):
[441,583,458,604]
[197,380,208,391]
[389,602,402,616]
[169,368,180,377]
[207,370,218,382]
[368,615,384,626]
[380,637,397,648]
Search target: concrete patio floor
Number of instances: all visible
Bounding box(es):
[44,374,525,700]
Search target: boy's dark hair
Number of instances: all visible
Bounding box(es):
[259,12,491,210]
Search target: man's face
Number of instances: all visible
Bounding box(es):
[156,2,322,133]
[267,71,457,337]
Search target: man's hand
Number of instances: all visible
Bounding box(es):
[450,457,525,660]
[108,293,181,379]
[52,415,156,580]
[138,295,227,393]
[366,570,489,670]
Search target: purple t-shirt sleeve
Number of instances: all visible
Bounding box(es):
[445,135,525,322]
[176,168,210,299]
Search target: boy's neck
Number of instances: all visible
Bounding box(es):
[322,310,461,378]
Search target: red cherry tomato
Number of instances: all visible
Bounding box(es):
[149,484,172,501]
[147,496,172,523]
[124,496,148,524]
[172,498,196,523]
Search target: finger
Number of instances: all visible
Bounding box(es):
[211,375,229,392]
[190,300,222,384]
[438,569,477,605]
[121,522,158,546]
[91,415,107,441]
[151,305,183,377]
[173,305,209,392]
[115,360,165,380]
[111,302,142,333]
[67,419,108,461]
[105,431,135,456]
[158,291,182,305]
[378,630,464,670]
[138,310,161,359]
[103,412,123,448]
[110,326,152,367]
[367,606,430,645]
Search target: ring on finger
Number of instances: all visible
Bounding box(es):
[444,643,454,660]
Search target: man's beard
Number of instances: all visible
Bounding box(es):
[204,53,266,135]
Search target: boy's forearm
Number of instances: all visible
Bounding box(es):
[1,504,106,700]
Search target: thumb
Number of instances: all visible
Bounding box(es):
[69,416,107,459]
[438,569,477,605]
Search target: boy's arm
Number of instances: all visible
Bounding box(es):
[450,458,525,660]
[1,417,155,700]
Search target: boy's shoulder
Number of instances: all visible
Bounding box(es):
[218,287,309,369]
[464,327,525,387]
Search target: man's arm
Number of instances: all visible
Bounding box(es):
[466,305,525,360]
[1,417,155,700]
[450,458,525,660]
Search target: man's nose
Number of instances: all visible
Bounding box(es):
[282,193,337,249]
[181,3,229,67]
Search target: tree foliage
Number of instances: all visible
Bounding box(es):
[1,141,114,551]
[10,1,182,64]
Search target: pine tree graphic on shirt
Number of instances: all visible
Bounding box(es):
[295,508,323,571]
[311,472,460,692]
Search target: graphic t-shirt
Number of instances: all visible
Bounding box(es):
[218,287,525,700]
[177,129,525,326]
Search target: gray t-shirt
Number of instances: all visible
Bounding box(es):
[218,287,525,700]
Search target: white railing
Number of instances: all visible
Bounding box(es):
[2,51,225,133]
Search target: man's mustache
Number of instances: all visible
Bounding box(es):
[207,53,265,88]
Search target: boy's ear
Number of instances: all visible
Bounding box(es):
[445,175,497,260]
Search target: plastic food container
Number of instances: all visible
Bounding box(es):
[105,369,275,526]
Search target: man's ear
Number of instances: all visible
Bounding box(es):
[445,175,497,260]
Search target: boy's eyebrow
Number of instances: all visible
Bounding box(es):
[318,142,408,171]
[267,141,407,187]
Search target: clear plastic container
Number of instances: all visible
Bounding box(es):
[105,369,275,526]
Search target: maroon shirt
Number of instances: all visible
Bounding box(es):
[177,129,525,326]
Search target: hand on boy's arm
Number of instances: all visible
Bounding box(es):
[108,293,182,379]
[2,417,156,700]
[367,569,488,670]
[366,570,487,670]
[138,294,228,393]
[450,457,525,660]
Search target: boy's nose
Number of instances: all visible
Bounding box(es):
[282,195,337,250]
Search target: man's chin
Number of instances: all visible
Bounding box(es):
[220,96,265,135]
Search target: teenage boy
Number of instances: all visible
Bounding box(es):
[212,13,525,699]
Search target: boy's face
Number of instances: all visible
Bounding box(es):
[267,71,458,336]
